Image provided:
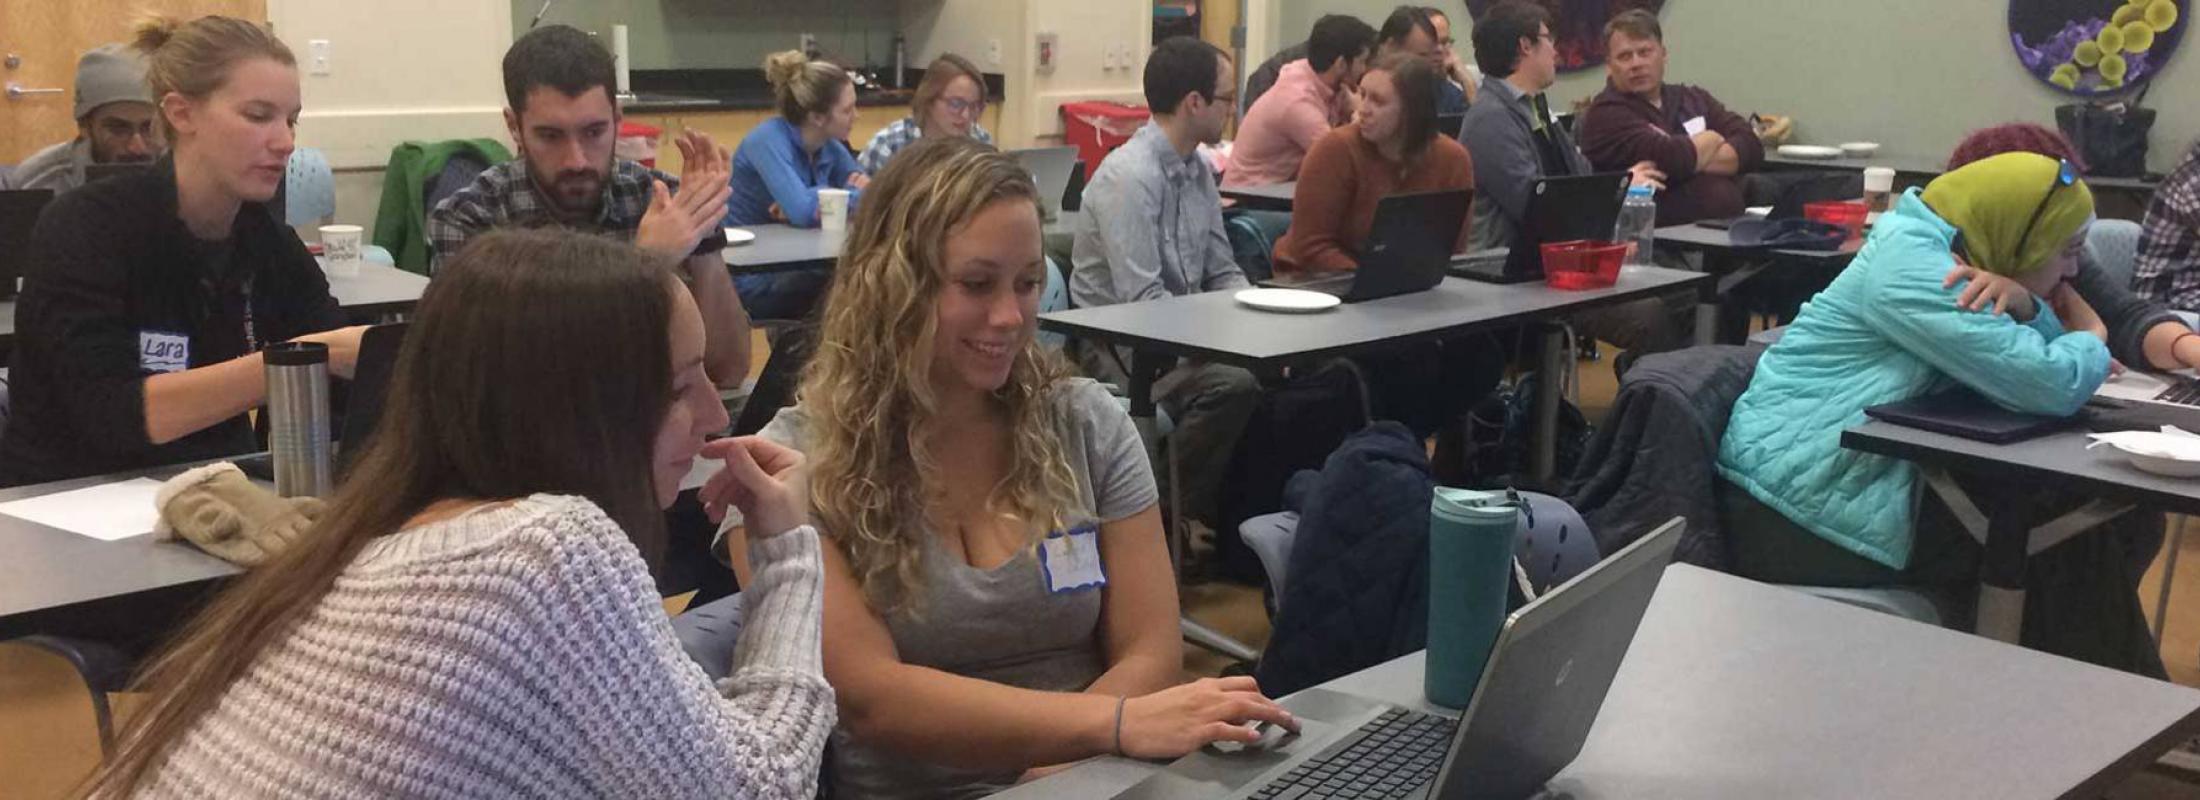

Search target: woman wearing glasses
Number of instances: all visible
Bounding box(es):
[856,54,995,175]
[1718,153,2163,677]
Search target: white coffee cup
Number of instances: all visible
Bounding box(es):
[318,224,364,278]
[1862,167,1896,193]
[817,188,851,231]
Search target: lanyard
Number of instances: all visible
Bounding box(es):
[241,275,258,352]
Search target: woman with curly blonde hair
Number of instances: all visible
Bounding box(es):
[710,136,1295,799]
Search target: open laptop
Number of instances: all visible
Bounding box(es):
[237,322,408,481]
[1117,518,1684,800]
[1451,173,1628,284]
[2089,369,2200,431]
[1695,173,1854,230]
[0,189,54,299]
[1439,111,1467,142]
[1011,146,1080,219]
[1261,188,1470,302]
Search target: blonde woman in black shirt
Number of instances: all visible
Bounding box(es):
[0,15,364,486]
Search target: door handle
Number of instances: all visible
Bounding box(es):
[7,82,64,100]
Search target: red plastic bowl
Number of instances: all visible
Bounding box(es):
[1540,240,1629,290]
[1805,200,1869,240]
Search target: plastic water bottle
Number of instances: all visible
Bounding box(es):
[1614,185,1658,268]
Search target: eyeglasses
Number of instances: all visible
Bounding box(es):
[938,96,986,117]
[2012,158,2080,262]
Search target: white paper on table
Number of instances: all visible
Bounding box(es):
[0,477,165,541]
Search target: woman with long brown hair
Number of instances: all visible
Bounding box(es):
[84,225,834,797]
[709,136,1295,799]
[0,14,365,487]
[855,53,996,174]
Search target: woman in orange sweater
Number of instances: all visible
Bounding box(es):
[1271,52,1500,453]
[1275,53,1475,274]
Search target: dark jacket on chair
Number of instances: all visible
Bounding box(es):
[1563,344,1764,569]
[1255,422,1433,696]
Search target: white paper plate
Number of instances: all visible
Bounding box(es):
[2089,430,2200,478]
[723,227,758,245]
[1234,288,1340,313]
[1838,141,1880,157]
[1777,144,1844,160]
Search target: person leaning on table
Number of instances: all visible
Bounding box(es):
[0,14,363,488]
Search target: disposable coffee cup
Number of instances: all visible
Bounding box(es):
[319,224,364,278]
[817,188,851,231]
[1862,167,1896,193]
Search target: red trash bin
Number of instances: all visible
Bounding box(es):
[1059,101,1151,173]
[617,120,664,168]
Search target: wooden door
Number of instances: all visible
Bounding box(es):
[0,0,264,164]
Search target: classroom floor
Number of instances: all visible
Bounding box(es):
[5,340,2200,796]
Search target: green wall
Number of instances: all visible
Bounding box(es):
[514,0,900,71]
[1277,0,2197,171]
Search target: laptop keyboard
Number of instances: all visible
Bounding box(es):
[2155,375,2200,406]
[1251,708,1458,800]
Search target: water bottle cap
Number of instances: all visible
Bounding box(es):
[1431,487,1519,523]
[1627,185,1654,197]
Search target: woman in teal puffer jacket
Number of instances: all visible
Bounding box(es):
[1718,152,2163,676]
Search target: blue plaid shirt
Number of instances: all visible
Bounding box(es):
[426,159,720,272]
[2135,145,2200,310]
[854,116,996,175]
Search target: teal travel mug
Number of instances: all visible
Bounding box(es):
[1425,488,1519,708]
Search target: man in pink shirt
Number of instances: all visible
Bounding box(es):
[1226,15,1376,187]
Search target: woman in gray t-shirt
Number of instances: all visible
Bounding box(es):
[708,137,1297,799]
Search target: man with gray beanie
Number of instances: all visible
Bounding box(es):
[3,44,162,192]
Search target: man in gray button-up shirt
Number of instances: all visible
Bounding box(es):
[1069,37,1258,532]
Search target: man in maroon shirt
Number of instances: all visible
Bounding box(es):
[1576,10,1763,226]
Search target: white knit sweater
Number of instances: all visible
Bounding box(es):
[133,494,835,799]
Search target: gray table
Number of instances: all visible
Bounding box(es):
[0,463,241,640]
[1764,153,2158,218]
[1843,421,2200,642]
[1040,267,1710,485]
[0,262,431,351]
[1218,182,1295,212]
[721,224,846,274]
[1005,564,2200,799]
[1653,223,1860,345]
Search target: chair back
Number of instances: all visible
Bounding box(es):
[285,147,336,226]
[2087,217,2144,291]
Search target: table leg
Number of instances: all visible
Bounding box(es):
[1126,349,1169,565]
[1694,252,1729,346]
[1530,323,1564,486]
[1976,493,2036,644]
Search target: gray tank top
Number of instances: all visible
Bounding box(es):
[754,378,1158,800]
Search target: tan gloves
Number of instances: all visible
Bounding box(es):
[155,462,325,566]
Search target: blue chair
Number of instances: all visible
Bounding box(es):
[1038,255,1070,350]
[2087,218,2143,292]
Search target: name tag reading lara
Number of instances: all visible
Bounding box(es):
[139,331,190,373]
[1039,523,1106,594]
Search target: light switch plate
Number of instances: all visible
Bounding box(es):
[308,39,330,75]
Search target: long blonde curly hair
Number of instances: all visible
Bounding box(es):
[801,136,1083,614]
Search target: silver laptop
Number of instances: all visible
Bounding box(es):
[1012,146,1079,219]
[1116,519,1684,800]
[2092,369,2200,430]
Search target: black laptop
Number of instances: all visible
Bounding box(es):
[1262,188,1470,302]
[1450,173,1628,284]
[1864,387,2082,444]
[0,189,54,299]
[1696,173,1855,230]
[1439,111,1466,142]
[237,322,408,481]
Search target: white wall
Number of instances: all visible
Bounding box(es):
[268,0,513,238]
[1022,0,1153,142]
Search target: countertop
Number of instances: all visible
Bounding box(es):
[623,67,1004,114]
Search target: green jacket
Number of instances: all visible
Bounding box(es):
[372,139,511,274]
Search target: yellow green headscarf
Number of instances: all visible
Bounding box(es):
[1920,152,2095,276]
